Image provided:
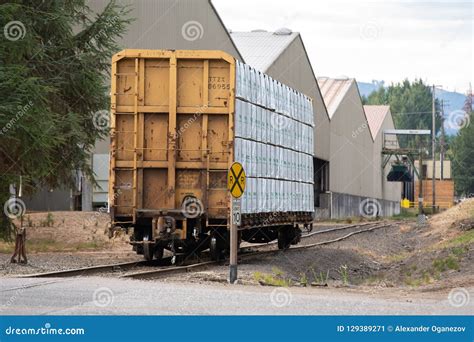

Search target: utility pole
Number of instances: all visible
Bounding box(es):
[440,100,445,180]
[418,150,424,217]
[431,85,436,213]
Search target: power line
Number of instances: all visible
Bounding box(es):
[391,111,441,115]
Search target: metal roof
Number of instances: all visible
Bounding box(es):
[230,30,299,72]
[364,105,391,139]
[317,77,354,119]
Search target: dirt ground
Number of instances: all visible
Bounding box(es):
[1,200,473,293]
[0,211,140,276]
[162,200,474,291]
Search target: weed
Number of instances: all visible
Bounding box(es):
[299,273,308,286]
[441,230,474,248]
[26,216,34,227]
[432,256,460,272]
[338,265,349,285]
[309,267,330,285]
[41,213,55,227]
[451,246,468,257]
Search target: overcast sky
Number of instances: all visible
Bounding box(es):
[213,0,472,92]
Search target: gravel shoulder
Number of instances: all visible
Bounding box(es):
[1,202,473,299]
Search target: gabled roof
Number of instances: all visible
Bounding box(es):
[317,77,354,119]
[229,29,299,72]
[364,105,391,140]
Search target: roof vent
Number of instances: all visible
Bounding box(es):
[274,27,292,35]
[251,29,267,32]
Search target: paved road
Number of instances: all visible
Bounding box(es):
[0,277,472,315]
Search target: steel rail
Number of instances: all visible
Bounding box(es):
[15,221,398,279]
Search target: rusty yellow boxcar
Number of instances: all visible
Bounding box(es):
[109,49,314,261]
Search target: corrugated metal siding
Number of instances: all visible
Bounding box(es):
[372,109,402,202]
[328,81,374,197]
[330,192,400,219]
[88,0,242,59]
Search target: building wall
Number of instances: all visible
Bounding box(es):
[265,35,330,161]
[372,110,402,202]
[22,188,72,212]
[89,0,242,59]
[330,192,400,219]
[329,81,374,197]
[414,160,452,179]
[414,180,455,207]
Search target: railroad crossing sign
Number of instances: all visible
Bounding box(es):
[228,162,246,199]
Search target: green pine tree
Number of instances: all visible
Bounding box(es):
[0,0,132,238]
[451,96,474,196]
[365,79,440,149]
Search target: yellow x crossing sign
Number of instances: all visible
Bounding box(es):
[228,162,246,198]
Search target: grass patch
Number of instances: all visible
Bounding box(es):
[0,243,15,254]
[385,251,412,263]
[0,239,106,253]
[432,255,460,272]
[440,230,474,249]
[405,252,463,287]
[254,269,292,287]
[389,209,418,221]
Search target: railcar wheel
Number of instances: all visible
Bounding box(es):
[154,245,164,261]
[277,228,291,250]
[143,235,154,261]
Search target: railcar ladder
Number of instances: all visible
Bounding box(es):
[132,58,139,223]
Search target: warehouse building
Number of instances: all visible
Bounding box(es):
[25,0,400,218]
[317,79,400,218]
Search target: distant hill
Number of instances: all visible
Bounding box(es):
[358,81,467,136]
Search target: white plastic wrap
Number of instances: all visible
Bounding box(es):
[235,61,314,214]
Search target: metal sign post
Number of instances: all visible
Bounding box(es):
[227,162,246,284]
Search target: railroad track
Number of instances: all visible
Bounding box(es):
[17,220,399,280]
[15,258,172,278]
